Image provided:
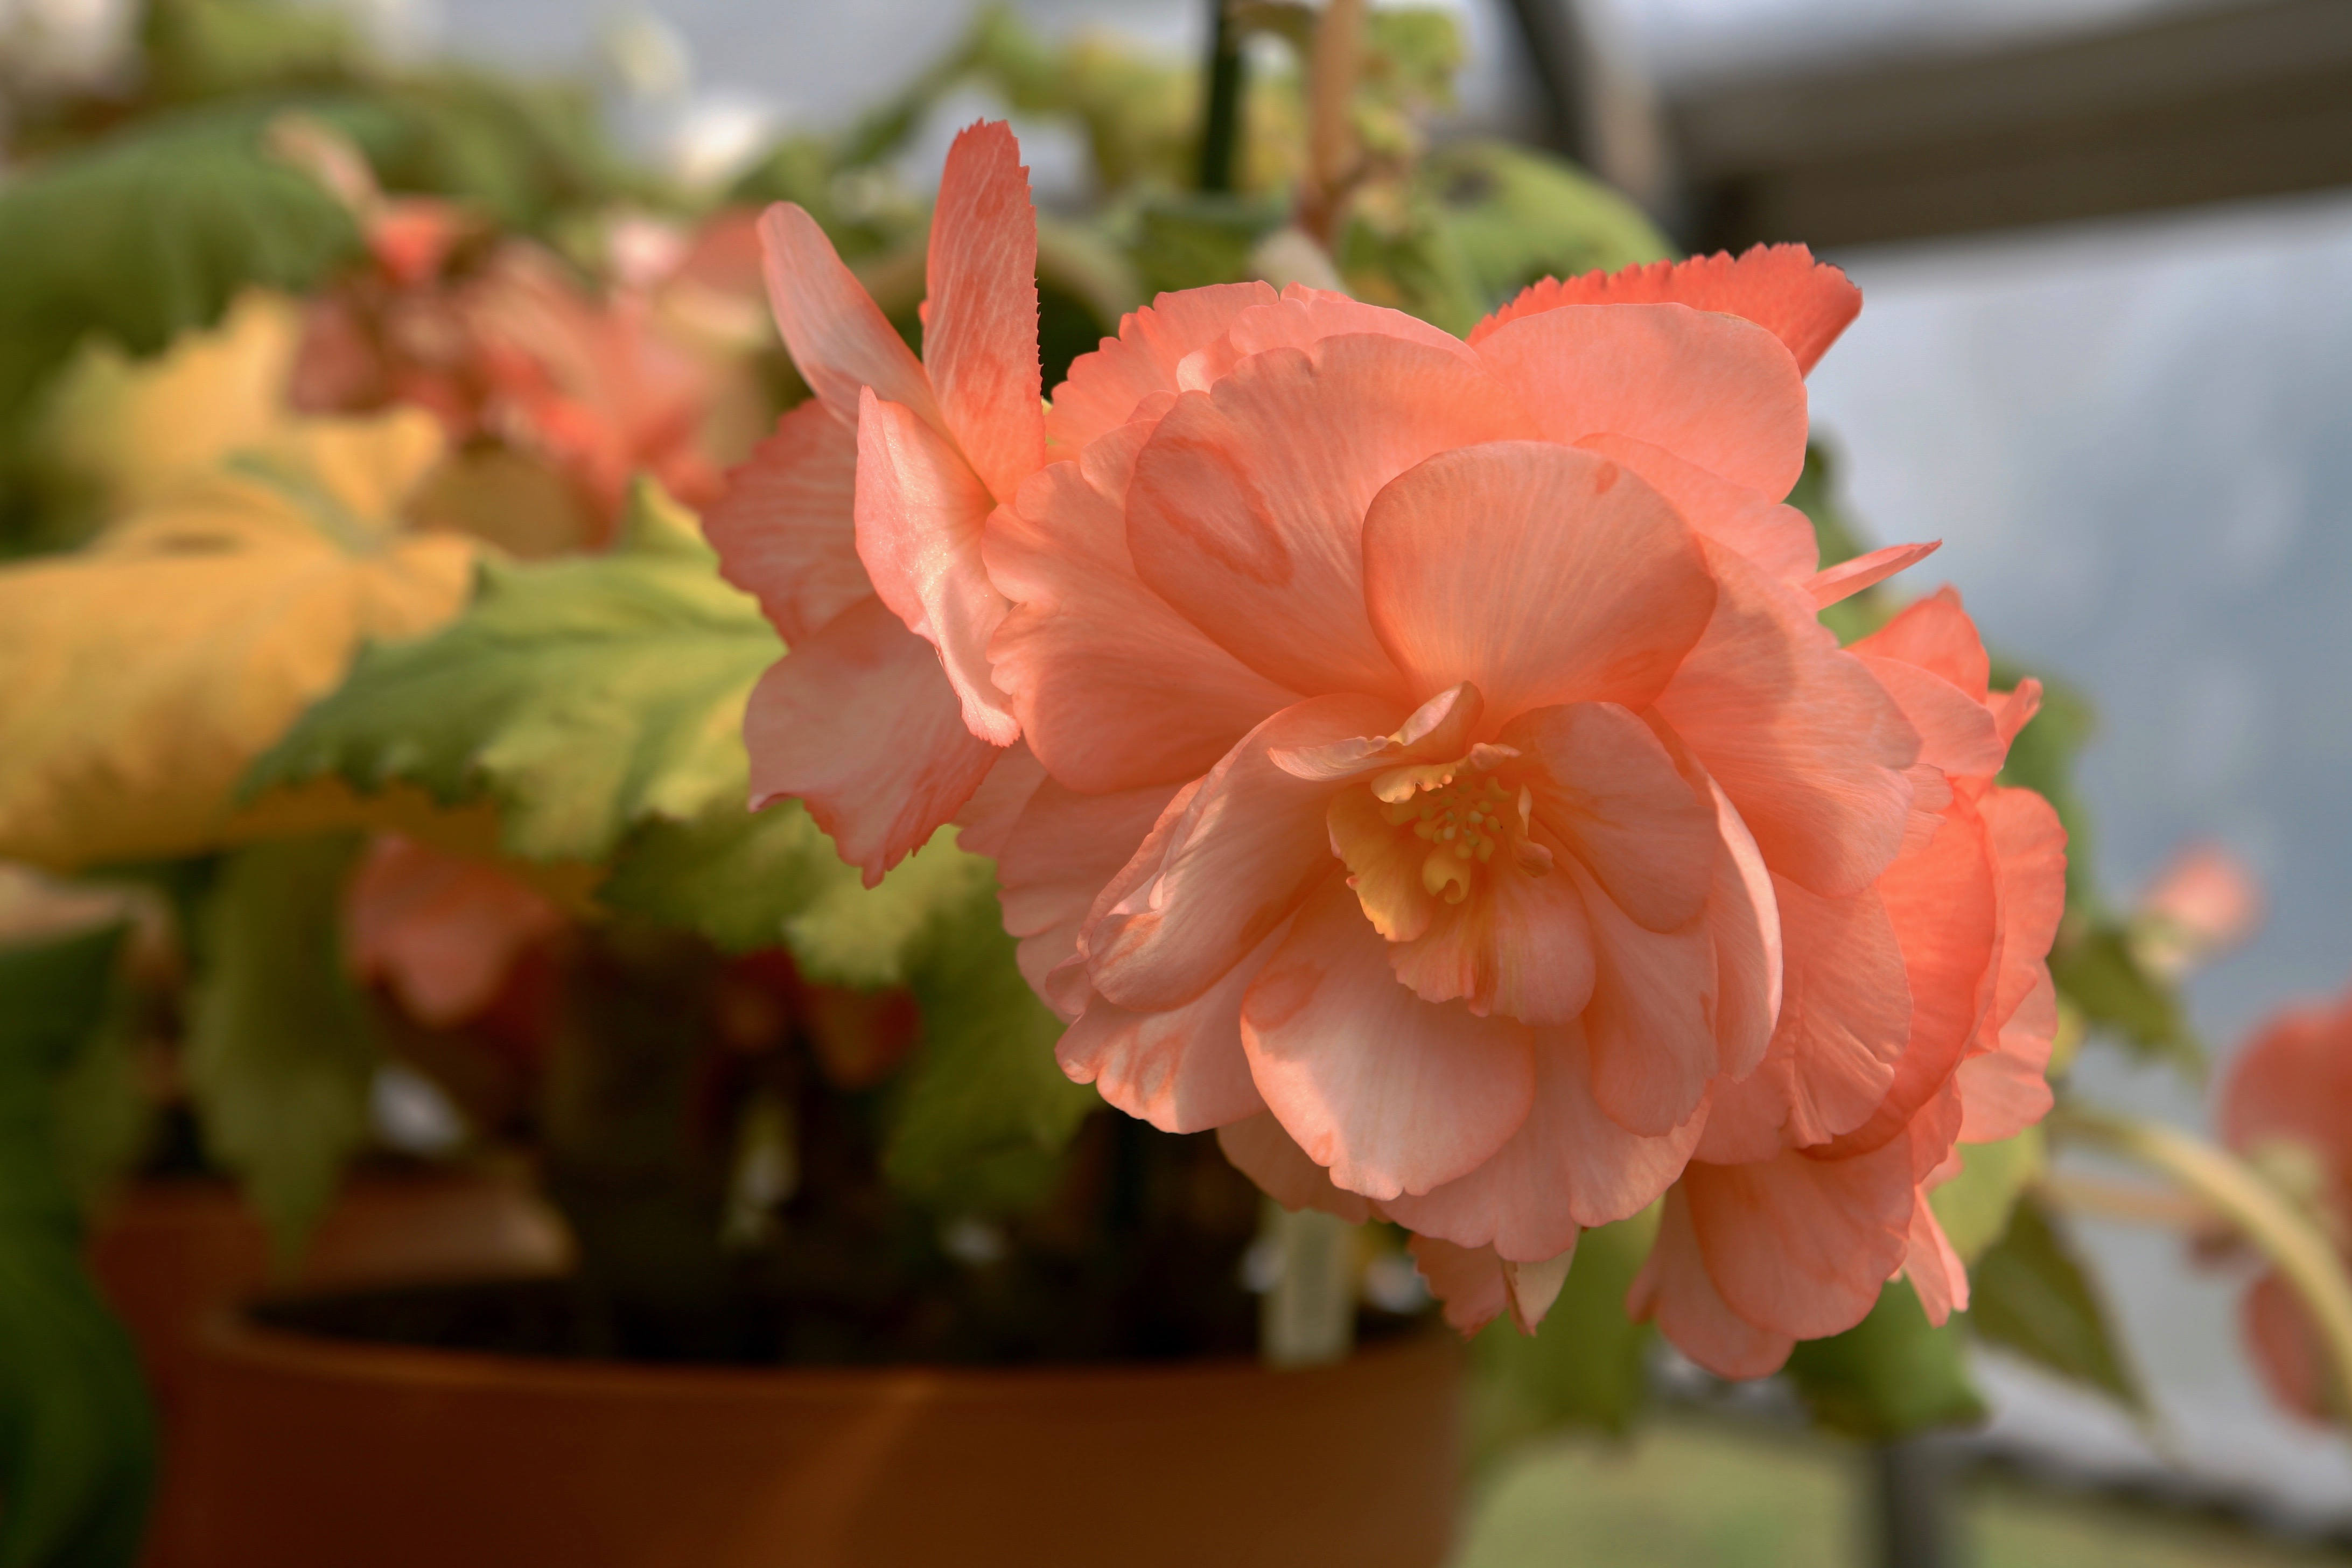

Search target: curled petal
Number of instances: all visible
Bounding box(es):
[922,121,1045,504]
[743,598,999,885]
[952,744,1047,858]
[1216,1110,1373,1223]
[704,398,867,645]
[1046,281,1276,450]
[854,390,1018,744]
[1807,541,1940,610]
[1059,923,1281,1133]
[1474,304,1809,499]
[1222,286,1483,366]
[1705,778,1783,1082]
[1472,244,1862,377]
[1387,844,1599,1025]
[1269,682,1482,785]
[1859,653,2007,783]
[1576,432,1819,584]
[1572,858,1718,1137]
[1628,1188,1796,1378]
[1408,1235,1510,1335]
[1905,1200,1971,1325]
[1242,877,1536,1201]
[1363,443,1718,719]
[1855,586,1990,702]
[1086,694,1401,1011]
[1508,701,1717,933]
[1127,334,1537,699]
[997,776,1176,1014]
[1680,1137,1916,1341]
[756,203,937,425]
[1957,969,2056,1144]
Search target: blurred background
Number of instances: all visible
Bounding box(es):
[6,0,2349,1561]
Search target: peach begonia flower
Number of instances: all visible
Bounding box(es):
[704,121,1047,883]
[2218,986,2352,1423]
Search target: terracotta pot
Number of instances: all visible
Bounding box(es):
[178,1305,1462,1568]
[87,1167,571,1568]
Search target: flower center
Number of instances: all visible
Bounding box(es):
[1367,746,1547,905]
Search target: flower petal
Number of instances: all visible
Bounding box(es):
[1957,972,2056,1143]
[1242,876,1537,1200]
[1654,539,1917,897]
[1046,281,1277,450]
[1387,848,1599,1025]
[1807,541,1940,610]
[1474,304,1809,498]
[705,398,867,645]
[986,423,1298,793]
[1385,1019,1701,1260]
[1705,778,1783,1083]
[951,743,1046,858]
[743,597,999,885]
[1216,1110,1373,1223]
[1680,1137,1916,1340]
[1572,857,1719,1136]
[1059,923,1280,1133]
[1629,1187,1796,1378]
[1408,1235,1511,1335]
[1575,432,1819,584]
[1507,700,1718,933]
[997,775,1177,1014]
[1268,682,1482,785]
[854,389,1019,744]
[1858,653,2007,783]
[1854,586,1990,702]
[1126,333,1537,698]
[1471,244,1862,377]
[1084,694,1400,1011]
[1223,285,1482,365]
[756,203,937,425]
[923,121,1045,504]
[1904,1200,1970,1324]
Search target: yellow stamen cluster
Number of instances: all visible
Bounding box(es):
[1369,766,1525,905]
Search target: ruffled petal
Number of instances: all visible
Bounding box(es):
[1408,1235,1510,1335]
[1904,1199,1970,1324]
[1361,443,1718,718]
[986,423,1299,793]
[853,389,1019,744]
[1508,700,1718,933]
[1474,304,1809,499]
[1857,653,2007,783]
[923,121,1046,504]
[1223,285,1483,365]
[1084,694,1399,1011]
[1471,244,1862,376]
[1980,785,2068,1037]
[1241,876,1537,1201]
[1046,281,1277,450]
[1385,1020,1701,1259]
[1680,1137,1916,1340]
[951,744,1046,858]
[996,776,1177,1013]
[1126,333,1537,698]
[1854,586,1990,703]
[1575,432,1819,584]
[1216,1109,1373,1223]
[756,202,937,424]
[1572,857,1718,1137]
[1705,778,1783,1082]
[704,398,867,645]
[1387,845,1599,1025]
[1629,1188,1796,1377]
[1956,969,2055,1143]
[742,597,1000,885]
[1058,922,1280,1132]
[1654,540,1917,898]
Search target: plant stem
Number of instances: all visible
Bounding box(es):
[2049,1104,2352,1420]
[1196,0,1246,193]
[1298,0,1366,247]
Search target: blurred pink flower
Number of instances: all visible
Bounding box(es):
[344,835,565,1031]
[705,120,1047,883]
[2219,986,2352,1422]
[2135,841,2264,978]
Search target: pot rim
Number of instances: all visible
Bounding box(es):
[197,1300,1459,1403]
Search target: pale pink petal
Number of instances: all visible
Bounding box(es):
[1474,305,1809,498]
[1904,1200,1970,1324]
[1362,443,1717,718]
[1572,857,1719,1137]
[922,121,1045,504]
[853,389,1019,744]
[704,399,867,645]
[1059,923,1280,1132]
[345,836,562,1027]
[952,744,1047,857]
[1126,333,1537,698]
[1085,694,1401,1011]
[1386,1020,1701,1259]
[996,776,1177,1013]
[757,203,937,424]
[1575,432,1819,583]
[1807,542,1940,610]
[1506,700,1718,933]
[1046,281,1277,450]
[1387,848,1599,1025]
[986,423,1298,792]
[1409,1235,1510,1335]
[1471,244,1862,376]
[743,597,999,885]
[1821,800,2000,1157]
[1629,1188,1796,1377]
[1681,1137,1916,1340]
[1654,539,1917,898]
[1216,1110,1373,1223]
[1241,876,1537,1200]
[1854,586,1990,702]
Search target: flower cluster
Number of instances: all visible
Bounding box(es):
[709,121,2067,1372]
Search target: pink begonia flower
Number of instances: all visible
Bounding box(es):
[344,834,565,1030]
[716,121,2067,1373]
[2133,840,2263,978]
[2217,986,2352,1423]
[705,122,1048,884]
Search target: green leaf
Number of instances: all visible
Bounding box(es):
[0,106,361,453]
[1129,193,1290,298]
[1929,1128,2045,1265]
[184,836,379,1255]
[1419,140,1672,311]
[2048,921,2200,1071]
[0,925,157,1568]
[1969,1191,2144,1412]
[249,481,782,864]
[1784,1280,1985,1440]
[1471,1209,1659,1452]
[882,867,1097,1215]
